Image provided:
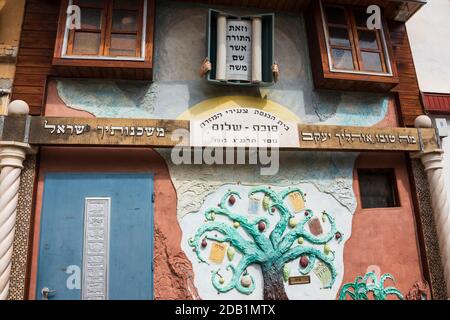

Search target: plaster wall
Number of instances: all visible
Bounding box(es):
[342,152,423,299]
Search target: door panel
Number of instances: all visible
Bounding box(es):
[108,175,154,300]
[36,173,154,300]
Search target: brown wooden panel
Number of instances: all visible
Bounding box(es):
[28,117,190,148]
[388,21,423,127]
[177,0,311,12]
[26,0,59,13]
[22,20,58,32]
[22,10,58,31]
[10,93,44,107]
[175,0,420,15]
[284,0,298,11]
[13,74,47,87]
[135,68,145,81]
[15,66,53,75]
[17,55,53,68]
[12,0,59,115]
[0,116,438,153]
[13,86,46,95]
[17,48,55,57]
[20,31,57,49]
[52,57,152,69]
[29,106,43,115]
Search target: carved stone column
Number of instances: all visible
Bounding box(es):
[0,100,30,300]
[415,115,450,298]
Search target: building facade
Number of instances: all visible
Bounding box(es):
[0,0,448,300]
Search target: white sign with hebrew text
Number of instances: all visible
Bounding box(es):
[190,107,300,148]
[82,198,110,300]
[226,20,252,81]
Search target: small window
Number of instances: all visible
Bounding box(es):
[322,4,391,75]
[65,0,146,59]
[358,169,400,209]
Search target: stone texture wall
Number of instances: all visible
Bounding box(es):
[409,158,447,299]
[9,156,36,300]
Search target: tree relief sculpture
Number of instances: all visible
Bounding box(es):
[338,272,404,300]
[187,186,346,300]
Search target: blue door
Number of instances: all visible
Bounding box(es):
[36,173,154,300]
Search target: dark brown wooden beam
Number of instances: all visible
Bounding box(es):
[0,115,438,153]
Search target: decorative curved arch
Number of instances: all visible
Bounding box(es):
[176,96,302,123]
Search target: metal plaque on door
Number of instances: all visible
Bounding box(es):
[82,198,110,300]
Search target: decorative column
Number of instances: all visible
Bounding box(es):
[415,115,450,298]
[0,100,30,300]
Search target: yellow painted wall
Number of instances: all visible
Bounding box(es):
[0,0,25,114]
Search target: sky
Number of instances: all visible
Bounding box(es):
[407,0,450,94]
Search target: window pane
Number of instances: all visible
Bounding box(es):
[329,27,351,47]
[80,8,102,30]
[358,30,379,50]
[358,169,399,209]
[331,49,354,70]
[72,32,101,55]
[325,6,347,25]
[112,10,138,32]
[114,0,140,10]
[354,9,369,28]
[361,51,383,72]
[110,34,137,57]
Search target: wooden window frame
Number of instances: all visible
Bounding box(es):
[53,0,154,73]
[61,0,147,61]
[206,9,275,87]
[64,0,145,60]
[305,0,399,92]
[320,2,392,76]
[357,168,401,209]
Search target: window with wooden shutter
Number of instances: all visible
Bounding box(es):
[323,5,391,75]
[53,0,155,80]
[207,10,275,86]
[66,0,144,59]
[357,169,400,209]
[306,0,399,92]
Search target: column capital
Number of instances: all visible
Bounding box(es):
[421,150,445,172]
[413,115,442,157]
[0,142,30,170]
